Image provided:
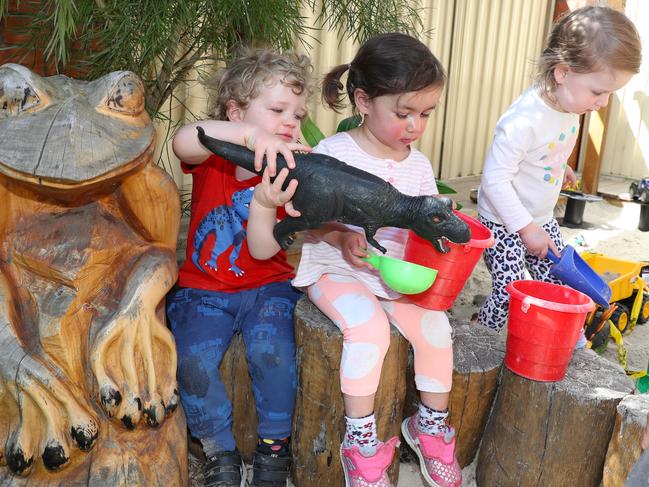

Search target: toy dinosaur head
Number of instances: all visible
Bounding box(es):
[0,63,153,189]
[409,196,470,253]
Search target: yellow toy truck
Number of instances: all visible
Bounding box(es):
[582,253,649,350]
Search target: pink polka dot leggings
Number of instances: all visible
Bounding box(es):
[308,274,453,397]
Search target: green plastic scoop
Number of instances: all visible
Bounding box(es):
[364,252,438,294]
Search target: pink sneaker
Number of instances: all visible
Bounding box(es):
[340,436,399,487]
[401,415,462,487]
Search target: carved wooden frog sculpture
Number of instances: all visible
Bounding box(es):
[0,63,186,485]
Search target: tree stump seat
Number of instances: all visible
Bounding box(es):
[603,393,649,486]
[214,298,410,474]
[218,298,507,486]
[477,348,634,487]
[291,296,409,487]
[403,321,505,467]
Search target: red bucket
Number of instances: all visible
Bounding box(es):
[404,211,494,310]
[505,280,595,382]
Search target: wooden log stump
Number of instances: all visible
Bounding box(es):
[602,394,649,486]
[404,321,505,467]
[477,348,634,487]
[188,334,259,464]
[221,334,259,461]
[291,296,409,487]
[187,334,258,470]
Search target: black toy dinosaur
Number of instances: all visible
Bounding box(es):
[197,127,470,254]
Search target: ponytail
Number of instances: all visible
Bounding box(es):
[321,63,350,113]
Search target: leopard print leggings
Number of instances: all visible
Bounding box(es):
[477,217,565,332]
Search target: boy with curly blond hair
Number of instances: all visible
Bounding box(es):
[167,49,312,487]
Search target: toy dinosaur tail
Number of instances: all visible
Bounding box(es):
[196,126,288,174]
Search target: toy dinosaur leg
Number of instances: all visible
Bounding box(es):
[365,234,387,254]
[273,217,311,249]
[89,247,178,430]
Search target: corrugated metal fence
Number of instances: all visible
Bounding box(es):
[601,0,649,179]
[158,0,649,191]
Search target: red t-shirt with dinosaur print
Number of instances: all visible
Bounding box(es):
[178,154,294,292]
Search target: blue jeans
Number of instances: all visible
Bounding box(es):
[166,281,300,455]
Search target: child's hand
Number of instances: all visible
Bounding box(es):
[562,166,578,190]
[339,232,370,268]
[518,222,560,258]
[253,167,301,217]
[244,127,311,176]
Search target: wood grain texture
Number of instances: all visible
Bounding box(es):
[118,163,182,250]
[477,349,634,487]
[602,394,649,487]
[0,412,188,486]
[291,296,408,487]
[220,334,259,462]
[0,65,185,485]
[404,321,505,467]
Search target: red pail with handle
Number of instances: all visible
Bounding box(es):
[505,280,595,382]
[404,211,494,310]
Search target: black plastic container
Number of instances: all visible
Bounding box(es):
[561,190,602,228]
[639,203,649,232]
[564,198,587,227]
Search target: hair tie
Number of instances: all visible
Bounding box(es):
[348,63,352,70]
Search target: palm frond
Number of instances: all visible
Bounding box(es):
[4,0,423,114]
[42,0,79,66]
[305,0,424,43]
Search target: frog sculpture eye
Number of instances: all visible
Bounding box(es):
[105,73,145,116]
[0,68,41,118]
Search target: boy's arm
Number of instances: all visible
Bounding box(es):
[247,199,283,260]
[172,120,250,165]
[247,169,368,265]
[173,120,310,171]
[247,168,299,260]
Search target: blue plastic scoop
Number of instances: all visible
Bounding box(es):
[547,245,612,308]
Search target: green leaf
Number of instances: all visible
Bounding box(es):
[7,0,424,114]
[301,116,325,147]
[336,115,362,133]
[436,181,457,194]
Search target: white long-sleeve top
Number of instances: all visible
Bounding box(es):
[478,87,580,233]
[293,131,438,299]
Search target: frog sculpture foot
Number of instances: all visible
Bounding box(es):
[0,349,99,475]
[90,249,179,429]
